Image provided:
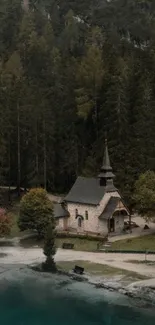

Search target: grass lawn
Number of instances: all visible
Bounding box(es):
[56,238,99,251]
[20,236,99,251]
[111,234,155,251]
[57,260,147,280]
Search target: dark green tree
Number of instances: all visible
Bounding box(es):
[42,221,57,272]
[133,171,155,220]
[0,0,155,207]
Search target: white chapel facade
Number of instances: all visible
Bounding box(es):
[54,140,129,236]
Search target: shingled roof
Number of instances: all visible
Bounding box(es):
[65,140,118,206]
[53,203,69,218]
[99,197,120,220]
[65,176,117,205]
[98,139,115,180]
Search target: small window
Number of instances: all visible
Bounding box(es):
[75,209,78,218]
[85,211,88,220]
[56,219,59,226]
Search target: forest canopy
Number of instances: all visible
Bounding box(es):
[0,0,155,206]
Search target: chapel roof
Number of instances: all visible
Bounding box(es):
[99,196,129,220]
[53,202,69,218]
[65,176,117,205]
[99,197,120,220]
[65,139,117,206]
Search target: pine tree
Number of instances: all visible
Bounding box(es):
[43,221,57,272]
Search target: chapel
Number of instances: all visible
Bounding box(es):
[54,140,129,235]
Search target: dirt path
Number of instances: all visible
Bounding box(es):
[109,216,155,242]
[0,247,155,278]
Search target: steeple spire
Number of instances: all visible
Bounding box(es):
[98,138,116,190]
[102,138,112,171]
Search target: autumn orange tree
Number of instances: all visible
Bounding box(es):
[18,188,54,237]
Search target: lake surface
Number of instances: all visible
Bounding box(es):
[0,266,155,325]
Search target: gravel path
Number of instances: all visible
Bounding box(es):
[0,247,155,278]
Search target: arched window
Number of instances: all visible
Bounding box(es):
[85,211,88,220]
[78,217,82,227]
[75,209,78,218]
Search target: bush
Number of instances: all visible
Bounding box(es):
[0,208,11,237]
[18,188,53,237]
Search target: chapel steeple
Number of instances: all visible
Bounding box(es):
[98,139,116,190]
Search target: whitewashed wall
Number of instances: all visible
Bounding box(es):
[114,215,124,232]
[55,218,64,231]
[67,191,123,235]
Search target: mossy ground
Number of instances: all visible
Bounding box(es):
[57,260,148,281]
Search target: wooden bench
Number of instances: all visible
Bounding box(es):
[73,265,84,275]
[62,243,74,249]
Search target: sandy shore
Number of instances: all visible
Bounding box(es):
[0,246,155,278]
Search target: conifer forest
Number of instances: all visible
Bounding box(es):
[0,0,155,206]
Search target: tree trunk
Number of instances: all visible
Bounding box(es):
[94,86,98,140]
[35,120,39,187]
[17,102,21,197]
[43,119,47,190]
[8,136,11,203]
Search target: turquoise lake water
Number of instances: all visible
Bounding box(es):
[0,270,155,325]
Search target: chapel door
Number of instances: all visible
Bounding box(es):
[109,217,115,233]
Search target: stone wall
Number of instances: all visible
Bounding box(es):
[67,202,98,233]
[55,218,65,231]
[67,191,123,235]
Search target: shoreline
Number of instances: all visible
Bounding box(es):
[0,244,155,307]
[27,263,155,307]
[0,261,154,309]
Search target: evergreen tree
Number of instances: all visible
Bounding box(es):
[43,221,57,272]
[0,0,155,204]
[133,171,155,220]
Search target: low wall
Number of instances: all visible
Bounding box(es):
[57,231,107,242]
